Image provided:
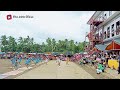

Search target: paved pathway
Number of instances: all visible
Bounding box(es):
[0,67,33,79]
[15,60,94,79]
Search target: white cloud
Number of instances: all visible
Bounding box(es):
[0,11,95,43]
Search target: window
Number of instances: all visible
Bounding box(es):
[107,27,110,38]
[116,21,120,29]
[109,11,112,16]
[99,15,103,21]
[104,14,107,20]
[104,31,106,39]
[111,24,114,37]
[116,21,120,35]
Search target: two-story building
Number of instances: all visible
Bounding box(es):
[85,11,120,55]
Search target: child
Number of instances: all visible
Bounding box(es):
[66,56,70,65]
[57,56,61,66]
[25,58,31,68]
[18,57,22,67]
[11,58,15,68]
[96,63,104,74]
[45,57,48,65]
[79,59,83,65]
[14,59,19,70]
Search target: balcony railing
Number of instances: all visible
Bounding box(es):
[89,35,103,42]
[92,20,104,26]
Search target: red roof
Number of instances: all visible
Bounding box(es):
[106,40,120,50]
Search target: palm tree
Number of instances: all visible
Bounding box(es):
[8,36,17,52]
[46,37,52,52]
[1,35,8,46]
[1,35,8,52]
[51,38,56,52]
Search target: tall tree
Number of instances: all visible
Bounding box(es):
[51,38,56,52]
[69,40,75,54]
[46,37,52,52]
[8,36,17,52]
[1,35,8,52]
[17,37,23,52]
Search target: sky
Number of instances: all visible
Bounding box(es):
[0,11,95,44]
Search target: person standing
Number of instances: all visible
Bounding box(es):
[14,58,19,70]
[56,56,61,66]
[117,54,120,74]
[45,57,48,65]
[66,56,70,65]
[25,57,31,68]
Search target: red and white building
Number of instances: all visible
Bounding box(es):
[85,11,120,55]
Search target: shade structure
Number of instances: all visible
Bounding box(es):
[90,47,100,55]
[92,47,100,52]
[0,52,3,54]
[95,44,107,51]
[0,52,5,54]
[105,39,120,50]
[52,52,59,56]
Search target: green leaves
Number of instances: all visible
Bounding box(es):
[0,35,86,53]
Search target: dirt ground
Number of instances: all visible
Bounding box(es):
[0,59,38,74]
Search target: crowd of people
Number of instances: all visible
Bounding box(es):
[1,51,120,75]
[77,52,120,74]
[10,53,49,70]
[0,52,72,70]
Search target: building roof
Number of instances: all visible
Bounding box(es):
[87,11,102,25]
[114,38,120,45]
[95,44,107,51]
[105,39,120,50]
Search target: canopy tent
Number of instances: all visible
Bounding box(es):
[105,38,120,50]
[65,51,72,56]
[0,52,3,54]
[52,52,59,56]
[79,51,84,54]
[0,52,5,54]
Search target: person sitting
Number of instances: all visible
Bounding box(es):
[117,54,120,74]
[82,58,86,65]
[79,59,84,65]
[96,63,104,74]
